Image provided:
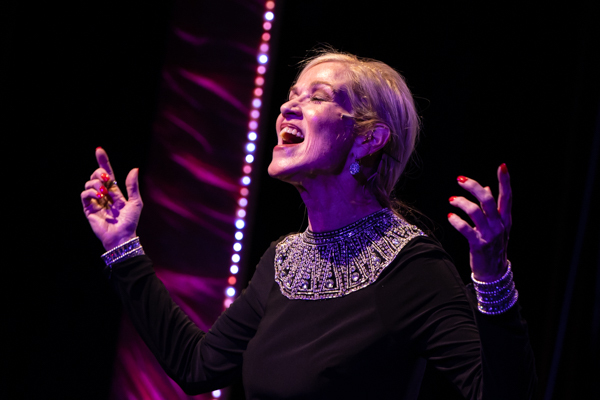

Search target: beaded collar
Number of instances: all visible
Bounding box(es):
[274,209,425,300]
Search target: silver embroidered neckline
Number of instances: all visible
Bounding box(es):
[274,209,425,300]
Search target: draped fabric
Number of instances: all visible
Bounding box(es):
[110,1,272,398]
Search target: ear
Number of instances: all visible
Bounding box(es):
[352,123,391,159]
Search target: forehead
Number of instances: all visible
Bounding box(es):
[295,61,350,89]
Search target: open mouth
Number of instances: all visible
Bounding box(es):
[280,126,304,144]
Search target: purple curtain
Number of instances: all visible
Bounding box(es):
[110,1,274,398]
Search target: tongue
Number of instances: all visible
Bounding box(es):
[283,131,304,144]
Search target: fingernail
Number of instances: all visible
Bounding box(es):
[96,147,103,151]
[457,176,468,183]
[448,213,454,219]
[500,163,508,174]
[99,186,108,195]
[96,192,104,199]
[101,173,110,182]
[449,196,457,202]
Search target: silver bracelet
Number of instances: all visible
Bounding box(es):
[476,280,516,303]
[472,261,518,315]
[477,289,519,315]
[101,237,145,267]
[471,261,512,291]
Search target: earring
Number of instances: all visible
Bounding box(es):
[349,158,361,175]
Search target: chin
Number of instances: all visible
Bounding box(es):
[268,159,301,185]
[268,162,290,180]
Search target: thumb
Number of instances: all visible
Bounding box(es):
[125,168,142,204]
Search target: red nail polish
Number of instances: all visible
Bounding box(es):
[96,146,103,151]
[449,196,457,202]
[101,173,110,182]
[457,176,468,183]
[96,192,104,199]
[448,213,454,219]
[99,186,108,195]
[500,163,508,174]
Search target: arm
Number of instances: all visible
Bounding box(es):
[81,148,269,394]
[109,251,270,394]
[381,239,535,399]
[445,164,536,398]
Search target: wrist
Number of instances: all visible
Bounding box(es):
[472,261,518,315]
[103,234,137,252]
[471,259,509,283]
[101,237,145,278]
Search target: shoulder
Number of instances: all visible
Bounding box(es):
[258,233,298,265]
[393,235,454,268]
[375,236,474,337]
[251,233,298,282]
[378,235,466,300]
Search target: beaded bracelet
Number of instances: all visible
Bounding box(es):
[101,237,145,274]
[472,261,519,315]
[471,261,513,291]
[477,289,519,315]
[476,280,515,302]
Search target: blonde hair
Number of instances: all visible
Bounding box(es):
[299,51,420,209]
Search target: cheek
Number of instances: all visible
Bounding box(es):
[307,109,345,137]
[275,114,283,132]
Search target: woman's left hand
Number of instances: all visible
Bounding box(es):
[448,164,512,282]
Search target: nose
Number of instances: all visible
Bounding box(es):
[280,98,301,118]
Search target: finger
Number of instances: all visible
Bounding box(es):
[89,171,122,203]
[457,176,501,222]
[497,163,512,232]
[84,179,102,190]
[90,167,109,181]
[449,196,489,231]
[81,188,104,209]
[96,147,115,179]
[125,168,143,205]
[447,213,480,243]
[84,179,113,200]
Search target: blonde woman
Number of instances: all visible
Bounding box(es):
[82,51,535,399]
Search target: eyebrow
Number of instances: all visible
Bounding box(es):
[288,81,340,96]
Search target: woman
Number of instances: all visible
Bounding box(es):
[82,52,536,399]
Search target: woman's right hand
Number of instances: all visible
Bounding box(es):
[81,148,143,251]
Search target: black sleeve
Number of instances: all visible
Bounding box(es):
[109,244,275,395]
[467,286,537,399]
[379,238,536,399]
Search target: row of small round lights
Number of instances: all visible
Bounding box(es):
[222,0,276,312]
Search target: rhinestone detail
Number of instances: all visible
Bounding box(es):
[274,209,425,300]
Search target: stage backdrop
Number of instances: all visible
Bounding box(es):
[109,1,277,399]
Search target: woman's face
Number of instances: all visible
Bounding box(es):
[268,62,355,185]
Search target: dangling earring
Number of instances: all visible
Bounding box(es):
[350,157,361,176]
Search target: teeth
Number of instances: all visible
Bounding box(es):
[280,126,304,138]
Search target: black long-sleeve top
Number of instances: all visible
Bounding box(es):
[110,236,536,399]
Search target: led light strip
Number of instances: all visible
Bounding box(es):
[222,1,276,313]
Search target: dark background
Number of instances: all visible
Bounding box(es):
[5,1,599,399]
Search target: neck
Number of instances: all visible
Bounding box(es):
[297,176,384,233]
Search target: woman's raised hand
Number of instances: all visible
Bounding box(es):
[447,164,512,282]
[81,148,143,251]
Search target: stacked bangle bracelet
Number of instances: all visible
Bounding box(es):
[101,237,145,277]
[472,261,519,315]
